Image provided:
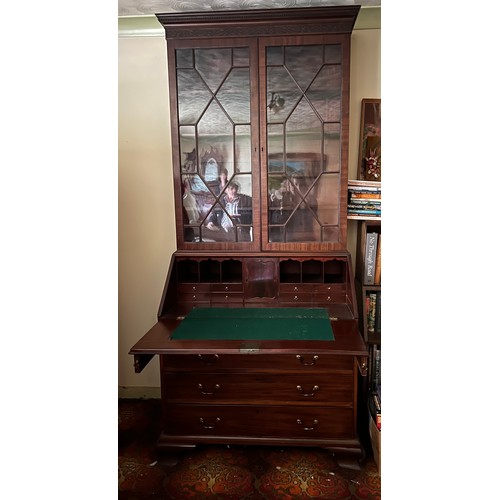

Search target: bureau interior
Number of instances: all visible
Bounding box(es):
[158,253,357,319]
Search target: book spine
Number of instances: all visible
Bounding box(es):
[375,291,381,335]
[350,192,381,199]
[374,346,381,389]
[364,232,378,285]
[374,234,382,285]
[367,293,377,334]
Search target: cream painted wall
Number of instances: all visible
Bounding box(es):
[118,35,176,395]
[118,23,380,394]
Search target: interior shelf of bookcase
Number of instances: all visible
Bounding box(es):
[354,220,381,344]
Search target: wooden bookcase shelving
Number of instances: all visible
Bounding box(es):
[354,218,381,469]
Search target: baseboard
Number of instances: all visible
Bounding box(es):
[118,386,161,399]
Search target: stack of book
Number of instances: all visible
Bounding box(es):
[347,180,381,219]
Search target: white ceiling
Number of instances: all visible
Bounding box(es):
[118,0,381,17]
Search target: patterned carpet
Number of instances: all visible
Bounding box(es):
[118,399,381,499]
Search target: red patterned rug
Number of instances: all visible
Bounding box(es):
[119,399,380,499]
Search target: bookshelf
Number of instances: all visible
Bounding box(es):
[355,219,381,344]
[353,214,381,467]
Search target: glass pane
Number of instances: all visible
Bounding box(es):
[266,43,343,244]
[267,46,283,66]
[198,102,234,182]
[267,124,283,157]
[217,68,250,123]
[182,173,216,224]
[285,45,323,91]
[267,66,302,123]
[286,201,321,242]
[325,44,342,64]
[177,69,211,125]
[195,48,232,93]
[285,98,322,154]
[324,123,340,173]
[314,173,340,226]
[233,47,249,66]
[176,49,193,68]
[203,174,253,243]
[176,45,253,246]
[307,65,341,122]
[180,126,196,173]
[235,125,251,173]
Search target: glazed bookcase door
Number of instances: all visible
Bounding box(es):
[260,35,350,252]
[168,38,261,251]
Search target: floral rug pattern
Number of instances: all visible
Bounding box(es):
[118,399,380,499]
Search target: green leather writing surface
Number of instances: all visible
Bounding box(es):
[171,307,334,341]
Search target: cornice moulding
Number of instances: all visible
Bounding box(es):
[118,5,380,37]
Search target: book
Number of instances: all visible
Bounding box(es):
[350,192,381,199]
[375,291,381,335]
[368,388,381,431]
[348,208,381,215]
[348,179,381,188]
[364,232,378,285]
[374,234,381,285]
[347,214,381,220]
[367,292,377,334]
[349,198,381,205]
[373,346,381,389]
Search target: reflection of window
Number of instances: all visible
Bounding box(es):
[204,158,219,181]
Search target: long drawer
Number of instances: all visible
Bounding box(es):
[162,404,354,439]
[160,354,354,373]
[162,373,353,405]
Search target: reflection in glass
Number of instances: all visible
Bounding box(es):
[175,47,253,243]
[195,48,232,93]
[177,69,211,125]
[204,174,253,242]
[285,45,323,91]
[266,44,342,244]
[307,65,341,122]
[235,125,251,173]
[324,123,340,172]
[314,173,340,226]
[217,68,250,123]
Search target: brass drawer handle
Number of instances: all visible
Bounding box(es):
[297,418,318,431]
[198,383,220,395]
[198,354,219,365]
[199,417,220,429]
[296,385,319,397]
[296,355,319,366]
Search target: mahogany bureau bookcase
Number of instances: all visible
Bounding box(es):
[129,5,369,466]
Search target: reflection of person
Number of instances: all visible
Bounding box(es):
[182,179,200,224]
[206,181,252,241]
[268,174,317,242]
[214,168,228,196]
